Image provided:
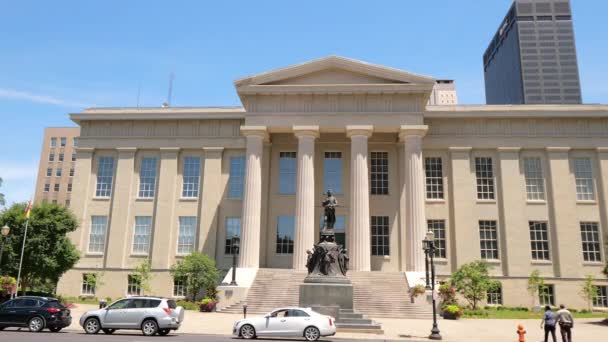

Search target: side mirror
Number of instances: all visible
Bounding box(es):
[264,314,270,318]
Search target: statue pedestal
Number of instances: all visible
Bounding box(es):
[299,283,353,319]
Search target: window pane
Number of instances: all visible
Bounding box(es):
[594,286,608,308]
[580,222,602,262]
[524,157,545,200]
[228,156,245,199]
[182,157,201,198]
[539,285,555,306]
[427,220,447,258]
[225,217,241,254]
[139,157,158,198]
[276,216,295,254]
[487,283,502,305]
[81,274,96,295]
[529,221,550,260]
[127,275,141,296]
[574,158,595,201]
[371,216,390,256]
[479,220,499,260]
[279,152,297,194]
[370,152,389,195]
[88,216,108,253]
[177,217,196,255]
[475,157,495,200]
[173,279,186,297]
[96,157,115,197]
[425,157,444,199]
[324,152,342,194]
[132,216,152,254]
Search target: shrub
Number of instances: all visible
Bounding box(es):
[438,283,457,306]
[176,300,199,311]
[0,276,17,295]
[411,284,426,298]
[442,305,463,317]
[199,297,217,312]
[105,297,112,304]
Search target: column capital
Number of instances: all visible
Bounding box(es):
[399,125,428,141]
[293,125,320,139]
[241,125,269,141]
[346,125,373,138]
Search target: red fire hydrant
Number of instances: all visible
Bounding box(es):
[516,324,526,342]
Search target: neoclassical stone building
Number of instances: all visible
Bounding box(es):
[57,56,608,309]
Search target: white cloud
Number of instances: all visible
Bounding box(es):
[0,87,92,108]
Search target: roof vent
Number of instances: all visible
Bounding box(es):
[161,102,169,108]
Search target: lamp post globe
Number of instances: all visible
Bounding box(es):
[1,225,9,237]
[423,229,441,340]
[0,224,11,275]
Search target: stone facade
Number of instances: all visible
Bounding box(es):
[57,56,608,309]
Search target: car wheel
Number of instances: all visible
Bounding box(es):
[158,328,170,336]
[28,317,45,332]
[102,328,116,334]
[49,327,62,332]
[240,324,256,339]
[304,326,320,341]
[141,319,158,336]
[84,317,101,334]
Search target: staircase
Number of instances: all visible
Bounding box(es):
[219,269,307,314]
[219,269,433,319]
[349,271,433,319]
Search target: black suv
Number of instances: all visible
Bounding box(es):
[0,296,72,332]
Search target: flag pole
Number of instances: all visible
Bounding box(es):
[15,201,31,298]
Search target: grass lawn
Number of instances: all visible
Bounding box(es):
[462,307,608,319]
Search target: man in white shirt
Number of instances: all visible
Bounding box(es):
[555,304,574,342]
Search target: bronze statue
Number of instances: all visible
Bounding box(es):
[322,190,338,230]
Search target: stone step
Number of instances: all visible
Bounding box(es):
[338,312,364,319]
[336,318,373,325]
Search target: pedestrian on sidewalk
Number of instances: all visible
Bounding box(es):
[556,304,574,342]
[540,305,557,342]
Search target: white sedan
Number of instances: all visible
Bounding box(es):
[233,307,336,341]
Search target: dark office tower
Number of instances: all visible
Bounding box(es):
[484,0,582,104]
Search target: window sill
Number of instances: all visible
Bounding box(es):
[179,197,199,202]
[85,253,104,257]
[226,197,243,201]
[526,200,547,205]
[434,258,448,264]
[483,259,501,264]
[92,197,111,201]
[371,255,391,260]
[130,253,149,258]
[476,200,497,204]
[582,262,604,266]
[576,200,597,205]
[135,198,154,202]
[426,199,446,204]
[531,260,552,265]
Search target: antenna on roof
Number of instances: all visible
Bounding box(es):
[136,83,141,108]
[166,72,175,107]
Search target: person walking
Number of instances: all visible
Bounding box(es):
[556,304,574,342]
[540,305,557,342]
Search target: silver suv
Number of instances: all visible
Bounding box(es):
[79,297,184,336]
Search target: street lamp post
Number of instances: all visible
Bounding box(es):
[423,230,442,340]
[230,236,240,286]
[0,225,10,275]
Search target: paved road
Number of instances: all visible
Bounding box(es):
[0,329,397,342]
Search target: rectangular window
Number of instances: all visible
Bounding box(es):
[479,220,499,260]
[487,284,503,305]
[173,279,186,297]
[580,222,602,262]
[276,216,295,254]
[371,216,390,256]
[88,216,108,253]
[225,217,241,254]
[132,216,153,254]
[177,216,196,255]
[60,137,66,147]
[324,152,343,194]
[69,168,74,177]
[475,157,495,200]
[594,286,608,308]
[56,168,62,177]
[54,184,60,192]
[65,200,70,207]
[279,152,297,195]
[539,285,555,306]
[370,152,389,195]
[574,158,595,201]
[427,220,447,258]
[58,153,64,162]
[49,153,55,162]
[71,154,76,162]
[425,157,444,199]
[95,157,114,197]
[81,274,96,295]
[50,137,57,148]
[46,168,52,177]
[138,157,158,198]
[44,184,50,192]
[523,157,545,200]
[52,199,57,204]
[127,275,141,296]
[73,137,79,147]
[182,157,201,198]
[529,221,550,260]
[67,183,72,192]
[228,156,245,199]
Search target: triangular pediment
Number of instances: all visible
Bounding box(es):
[235,55,435,87]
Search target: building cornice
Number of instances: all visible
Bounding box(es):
[425,104,608,118]
[70,107,245,123]
[237,84,433,95]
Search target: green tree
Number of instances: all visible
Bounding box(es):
[133,259,152,295]
[580,275,598,311]
[170,252,219,301]
[0,202,80,294]
[528,270,546,308]
[449,260,500,310]
[0,177,5,206]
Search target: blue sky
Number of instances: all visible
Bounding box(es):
[0,0,607,206]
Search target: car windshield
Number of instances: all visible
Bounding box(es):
[108,299,130,310]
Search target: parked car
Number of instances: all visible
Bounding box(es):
[233,307,336,341]
[0,296,72,332]
[79,296,184,336]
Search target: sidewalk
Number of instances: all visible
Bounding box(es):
[68,304,606,341]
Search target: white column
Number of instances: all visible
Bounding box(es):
[239,126,268,268]
[347,125,373,272]
[292,126,320,270]
[399,125,428,272]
